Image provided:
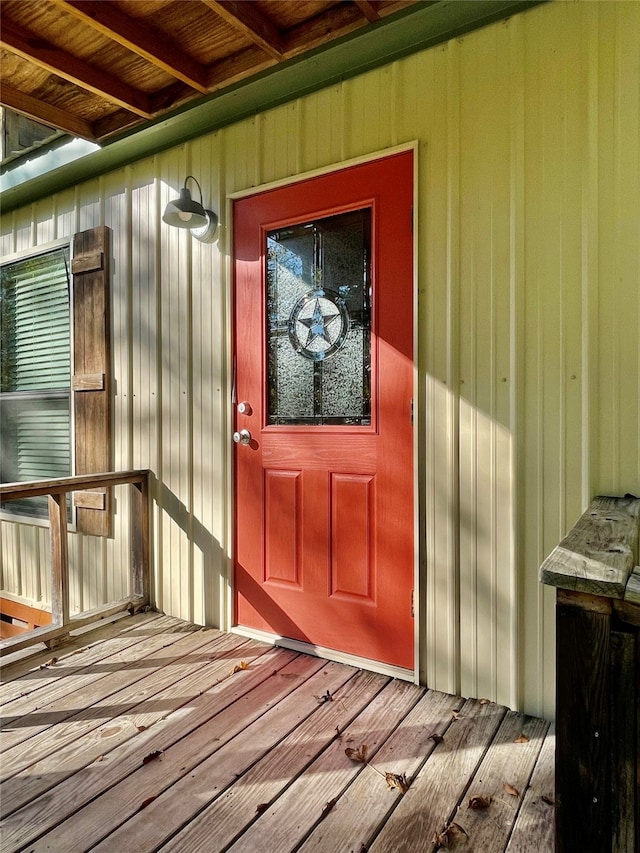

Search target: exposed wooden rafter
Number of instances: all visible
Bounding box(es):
[48,0,210,94]
[0,20,152,118]
[0,82,95,140]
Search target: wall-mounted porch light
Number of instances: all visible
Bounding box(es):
[162,175,218,243]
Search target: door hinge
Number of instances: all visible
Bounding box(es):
[411,589,415,618]
[410,398,414,426]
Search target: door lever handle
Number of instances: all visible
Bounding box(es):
[233,429,252,446]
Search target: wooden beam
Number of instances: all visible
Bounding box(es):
[0,83,96,140]
[353,1,381,23]
[0,21,153,117]
[0,470,149,503]
[49,0,210,94]
[202,0,285,60]
[539,495,640,598]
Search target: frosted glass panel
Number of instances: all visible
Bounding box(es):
[267,209,371,425]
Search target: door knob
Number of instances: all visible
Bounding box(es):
[233,429,252,446]
[237,401,252,415]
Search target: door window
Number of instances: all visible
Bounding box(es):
[266,208,371,426]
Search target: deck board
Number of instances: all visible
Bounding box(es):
[0,612,554,853]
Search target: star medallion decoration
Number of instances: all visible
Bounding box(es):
[288,289,349,360]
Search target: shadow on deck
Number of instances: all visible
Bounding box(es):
[0,612,554,852]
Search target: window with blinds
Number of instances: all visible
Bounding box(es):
[0,246,72,518]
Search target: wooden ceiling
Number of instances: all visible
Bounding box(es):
[0,0,420,144]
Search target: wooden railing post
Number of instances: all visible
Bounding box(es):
[48,491,70,628]
[131,474,150,603]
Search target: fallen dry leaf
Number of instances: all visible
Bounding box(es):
[137,795,158,812]
[321,798,337,819]
[256,803,269,814]
[479,698,491,705]
[429,733,444,744]
[136,725,149,732]
[345,744,369,763]
[230,661,249,674]
[385,772,409,794]
[468,795,491,810]
[39,657,58,669]
[433,822,468,848]
[315,689,334,704]
[142,750,163,765]
[451,710,460,721]
[514,733,530,743]
[503,782,520,797]
[541,795,555,806]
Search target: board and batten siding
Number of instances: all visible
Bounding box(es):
[1,0,638,720]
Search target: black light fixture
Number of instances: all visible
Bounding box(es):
[162,175,218,243]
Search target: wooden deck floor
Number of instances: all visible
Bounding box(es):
[0,612,554,852]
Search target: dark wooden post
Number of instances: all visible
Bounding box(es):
[556,590,612,853]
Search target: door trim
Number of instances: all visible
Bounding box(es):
[225,141,420,683]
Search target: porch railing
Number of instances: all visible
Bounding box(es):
[0,470,150,655]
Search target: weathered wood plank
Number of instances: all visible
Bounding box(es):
[1,642,297,852]
[222,679,423,853]
[297,689,464,852]
[555,600,611,853]
[0,613,172,713]
[368,699,507,853]
[506,725,555,853]
[80,659,365,853]
[157,669,392,853]
[0,611,163,694]
[0,616,194,753]
[0,470,148,502]
[624,566,640,605]
[448,711,550,851]
[0,628,253,812]
[540,495,640,598]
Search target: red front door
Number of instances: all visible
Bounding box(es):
[233,151,414,669]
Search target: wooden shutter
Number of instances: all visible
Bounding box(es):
[72,226,112,536]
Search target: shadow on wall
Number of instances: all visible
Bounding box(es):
[148,472,226,629]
